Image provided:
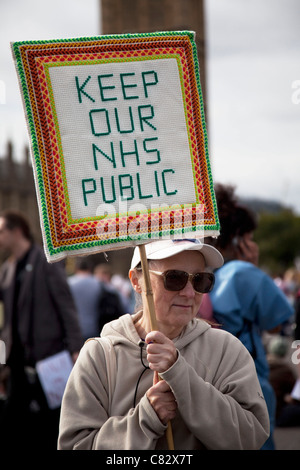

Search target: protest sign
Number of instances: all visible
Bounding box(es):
[11,31,219,262]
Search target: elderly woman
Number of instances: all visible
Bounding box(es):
[58,239,269,450]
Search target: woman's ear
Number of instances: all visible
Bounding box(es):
[129,269,142,293]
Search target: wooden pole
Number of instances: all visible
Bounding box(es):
[138,245,175,450]
[139,244,158,331]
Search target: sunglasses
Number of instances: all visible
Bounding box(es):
[149,270,215,294]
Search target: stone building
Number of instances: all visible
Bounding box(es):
[0,142,42,258]
[100,0,208,272]
[101,0,207,102]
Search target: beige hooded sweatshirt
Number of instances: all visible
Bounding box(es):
[58,313,269,450]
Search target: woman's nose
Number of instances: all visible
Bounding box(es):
[179,280,196,296]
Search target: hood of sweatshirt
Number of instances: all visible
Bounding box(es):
[101,312,211,351]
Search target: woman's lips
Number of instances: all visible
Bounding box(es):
[173,304,192,309]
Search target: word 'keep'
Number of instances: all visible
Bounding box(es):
[75,71,158,103]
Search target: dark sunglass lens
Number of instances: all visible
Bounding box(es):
[193,273,215,293]
[164,270,188,291]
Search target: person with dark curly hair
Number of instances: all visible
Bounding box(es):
[206,184,294,449]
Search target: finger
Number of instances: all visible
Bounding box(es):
[148,356,171,372]
[146,343,172,362]
[146,341,162,354]
[146,336,176,356]
[152,378,167,390]
[147,347,177,371]
[145,330,167,345]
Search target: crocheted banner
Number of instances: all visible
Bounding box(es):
[11,31,220,262]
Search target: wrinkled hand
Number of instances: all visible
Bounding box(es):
[145,330,178,373]
[146,372,177,424]
[145,331,178,424]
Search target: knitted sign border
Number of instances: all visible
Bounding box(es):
[11,31,220,262]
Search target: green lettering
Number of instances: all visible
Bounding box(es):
[142,71,158,98]
[120,73,139,100]
[98,74,117,101]
[120,140,140,167]
[75,76,95,103]
[89,109,111,136]
[143,137,160,164]
[119,174,134,201]
[136,173,153,199]
[154,170,160,197]
[138,105,156,131]
[114,107,135,134]
[162,169,177,196]
[92,143,116,170]
[82,178,96,206]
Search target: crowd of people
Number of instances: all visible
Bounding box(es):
[68,258,134,341]
[203,184,298,448]
[0,209,133,450]
[0,183,299,450]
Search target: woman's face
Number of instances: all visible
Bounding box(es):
[131,250,206,338]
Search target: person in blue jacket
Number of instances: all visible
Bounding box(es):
[207,184,294,450]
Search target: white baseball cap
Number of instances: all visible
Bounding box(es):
[130,239,224,270]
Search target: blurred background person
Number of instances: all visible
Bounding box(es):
[206,184,294,449]
[94,263,127,331]
[68,257,103,342]
[266,335,300,427]
[111,272,135,314]
[0,210,82,450]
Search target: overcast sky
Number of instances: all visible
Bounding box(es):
[0,0,299,213]
[206,0,300,214]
